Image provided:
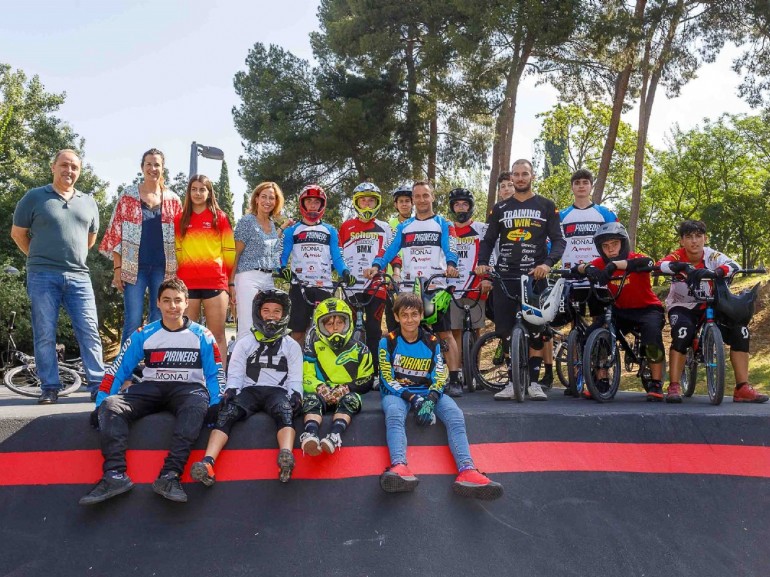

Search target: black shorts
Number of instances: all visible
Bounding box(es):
[188,288,225,300]
[614,305,665,356]
[233,385,295,420]
[492,274,547,338]
[669,307,750,353]
[288,284,331,332]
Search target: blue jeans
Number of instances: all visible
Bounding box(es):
[122,265,165,345]
[27,271,105,392]
[381,394,474,471]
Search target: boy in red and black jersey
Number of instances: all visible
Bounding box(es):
[575,222,666,400]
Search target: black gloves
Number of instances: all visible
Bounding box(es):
[278,267,293,283]
[584,265,611,286]
[219,388,237,409]
[687,267,713,291]
[89,408,100,430]
[290,391,303,414]
[416,391,439,426]
[342,270,356,287]
[667,261,693,274]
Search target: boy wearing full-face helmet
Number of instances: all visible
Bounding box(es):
[278,184,353,347]
[339,183,400,373]
[446,188,489,397]
[300,298,374,455]
[190,289,304,485]
[574,222,666,400]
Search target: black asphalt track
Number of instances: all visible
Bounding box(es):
[1,389,768,577]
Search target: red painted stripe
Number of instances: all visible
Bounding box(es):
[1,442,768,486]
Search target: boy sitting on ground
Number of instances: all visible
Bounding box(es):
[299,298,374,455]
[377,293,503,500]
[190,289,303,485]
[80,278,223,505]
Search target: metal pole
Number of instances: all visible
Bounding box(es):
[189,141,199,179]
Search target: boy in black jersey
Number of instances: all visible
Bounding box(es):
[477,159,565,401]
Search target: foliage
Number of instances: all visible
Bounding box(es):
[216,160,235,225]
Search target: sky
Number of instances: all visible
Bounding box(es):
[0,1,756,213]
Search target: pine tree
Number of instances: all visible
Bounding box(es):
[217,160,235,224]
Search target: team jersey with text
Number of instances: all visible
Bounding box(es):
[96,319,224,407]
[227,334,303,397]
[447,220,488,298]
[303,335,374,394]
[479,195,565,273]
[559,204,618,269]
[378,328,447,397]
[588,252,661,310]
[339,217,400,295]
[372,215,457,289]
[658,247,740,311]
[280,221,348,286]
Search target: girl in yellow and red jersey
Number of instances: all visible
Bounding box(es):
[175,174,235,369]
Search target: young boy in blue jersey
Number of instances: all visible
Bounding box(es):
[80,278,224,505]
[377,293,502,500]
[278,184,354,346]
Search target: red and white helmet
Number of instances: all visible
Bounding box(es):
[299,184,327,222]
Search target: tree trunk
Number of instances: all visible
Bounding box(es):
[628,0,684,249]
[404,33,421,179]
[593,0,647,204]
[485,39,532,212]
[428,111,437,182]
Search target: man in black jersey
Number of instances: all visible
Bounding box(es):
[476,159,565,401]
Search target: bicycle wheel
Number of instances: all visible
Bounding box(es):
[702,324,725,405]
[462,330,476,392]
[583,328,621,402]
[471,331,509,392]
[4,364,82,397]
[553,331,569,388]
[681,347,698,398]
[566,329,584,394]
[510,325,528,402]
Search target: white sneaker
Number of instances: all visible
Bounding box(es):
[300,432,321,456]
[320,432,342,454]
[527,382,548,401]
[494,383,516,401]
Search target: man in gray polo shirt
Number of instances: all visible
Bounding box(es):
[11,149,104,404]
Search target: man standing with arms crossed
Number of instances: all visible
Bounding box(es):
[11,149,104,404]
[364,181,462,397]
[476,159,565,401]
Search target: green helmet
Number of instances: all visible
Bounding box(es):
[414,277,452,325]
[313,298,354,352]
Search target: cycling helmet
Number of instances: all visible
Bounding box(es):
[548,281,572,328]
[352,182,382,220]
[252,289,291,342]
[299,184,327,222]
[448,187,475,224]
[593,221,630,261]
[414,277,452,326]
[313,298,354,352]
[714,278,759,326]
[392,184,413,201]
[521,276,566,326]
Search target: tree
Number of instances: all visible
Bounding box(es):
[216,160,235,224]
[535,101,639,209]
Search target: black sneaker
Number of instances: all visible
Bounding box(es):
[38,389,58,404]
[152,472,187,503]
[539,371,554,390]
[447,381,464,398]
[646,380,664,402]
[79,471,134,506]
[278,449,295,483]
[190,460,216,487]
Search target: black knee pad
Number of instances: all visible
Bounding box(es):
[271,399,295,429]
[214,403,246,436]
[302,393,324,416]
[336,393,362,417]
[644,344,666,364]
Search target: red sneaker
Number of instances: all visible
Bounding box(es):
[666,382,683,404]
[453,469,503,500]
[380,464,419,493]
[733,383,769,403]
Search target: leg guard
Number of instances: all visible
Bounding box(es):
[271,399,295,429]
[213,402,246,437]
[302,393,324,416]
[336,392,362,417]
